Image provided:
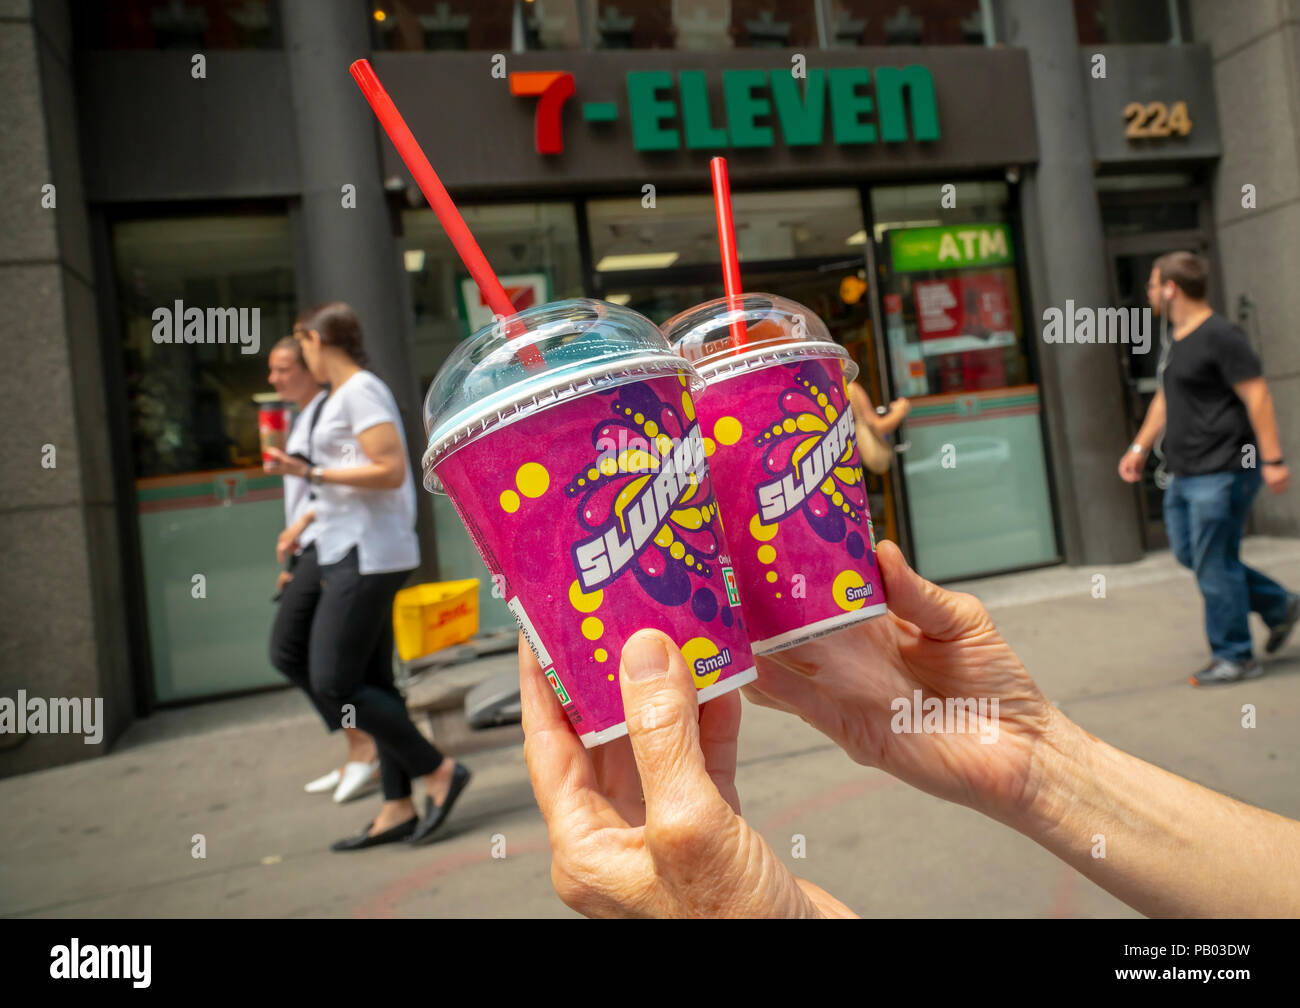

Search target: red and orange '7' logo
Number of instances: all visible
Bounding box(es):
[509,72,575,154]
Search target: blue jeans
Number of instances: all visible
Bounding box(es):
[1163,467,1290,661]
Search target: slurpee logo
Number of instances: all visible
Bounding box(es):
[573,422,710,589]
[754,404,855,523]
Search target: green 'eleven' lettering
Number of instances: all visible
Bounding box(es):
[626,66,940,152]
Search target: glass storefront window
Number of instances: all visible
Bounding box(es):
[730,1,817,48]
[871,181,1058,580]
[72,0,283,49]
[587,0,675,48]
[369,0,584,51]
[1073,0,1191,44]
[401,201,584,630]
[113,212,297,701]
[827,0,988,46]
[588,188,866,282]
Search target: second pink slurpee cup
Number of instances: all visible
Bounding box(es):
[663,294,888,654]
[422,299,756,747]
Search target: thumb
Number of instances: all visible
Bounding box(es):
[618,630,719,823]
[876,540,990,642]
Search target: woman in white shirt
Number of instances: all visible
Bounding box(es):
[266,336,380,804]
[267,303,470,850]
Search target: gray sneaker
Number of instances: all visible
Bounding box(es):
[1264,595,1300,655]
[1190,658,1263,687]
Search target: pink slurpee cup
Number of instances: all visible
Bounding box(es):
[422,299,756,747]
[663,294,888,654]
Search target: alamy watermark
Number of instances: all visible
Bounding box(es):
[1042,301,1151,355]
[151,300,261,355]
[890,689,999,744]
[0,691,104,744]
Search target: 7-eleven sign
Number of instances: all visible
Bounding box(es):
[723,566,740,607]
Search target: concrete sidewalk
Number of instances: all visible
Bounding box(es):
[2,538,1298,918]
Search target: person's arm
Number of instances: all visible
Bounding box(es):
[276,507,315,565]
[1118,387,1166,482]
[873,397,911,437]
[265,423,406,490]
[1017,712,1300,918]
[1235,377,1290,493]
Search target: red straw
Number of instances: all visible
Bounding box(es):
[350,59,543,368]
[709,156,748,348]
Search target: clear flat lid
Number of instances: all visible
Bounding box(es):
[422,298,703,491]
[662,292,857,384]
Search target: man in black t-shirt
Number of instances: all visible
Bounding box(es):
[1119,251,1297,684]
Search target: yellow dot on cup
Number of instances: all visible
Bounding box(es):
[569,580,603,613]
[833,569,867,612]
[670,542,685,560]
[713,416,742,446]
[782,418,796,433]
[582,617,604,640]
[655,526,674,547]
[680,636,723,688]
[516,462,549,498]
[500,490,520,513]
[685,554,695,566]
[607,673,615,681]
[644,421,659,437]
[599,457,618,476]
[821,479,835,494]
[810,385,819,395]
[749,514,778,542]
[766,571,778,583]
[595,648,608,663]
[833,491,844,506]
[587,467,599,480]
[681,391,695,422]
[818,394,828,407]
[775,592,782,599]
[757,545,776,564]
[634,412,645,425]
[703,437,717,457]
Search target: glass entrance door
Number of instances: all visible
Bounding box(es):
[869,182,1059,581]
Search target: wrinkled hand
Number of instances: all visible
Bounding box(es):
[520,630,855,918]
[745,541,1063,824]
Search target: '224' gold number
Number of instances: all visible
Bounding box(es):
[1124,100,1192,138]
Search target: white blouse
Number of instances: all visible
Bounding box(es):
[308,371,420,575]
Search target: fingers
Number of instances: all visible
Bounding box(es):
[876,540,990,642]
[518,633,614,827]
[618,630,727,827]
[697,688,741,814]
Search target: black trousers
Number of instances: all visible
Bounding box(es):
[309,546,444,800]
[269,545,343,731]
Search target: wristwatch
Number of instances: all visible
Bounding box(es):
[1128,443,1146,455]
[310,466,324,486]
[1263,458,1285,467]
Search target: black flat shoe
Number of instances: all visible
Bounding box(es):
[330,816,417,851]
[410,764,472,846]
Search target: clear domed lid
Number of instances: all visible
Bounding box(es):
[421,298,703,492]
[662,292,857,384]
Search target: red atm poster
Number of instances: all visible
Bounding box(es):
[913,271,1016,356]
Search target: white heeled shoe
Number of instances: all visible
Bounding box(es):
[305,768,342,794]
[333,760,381,803]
